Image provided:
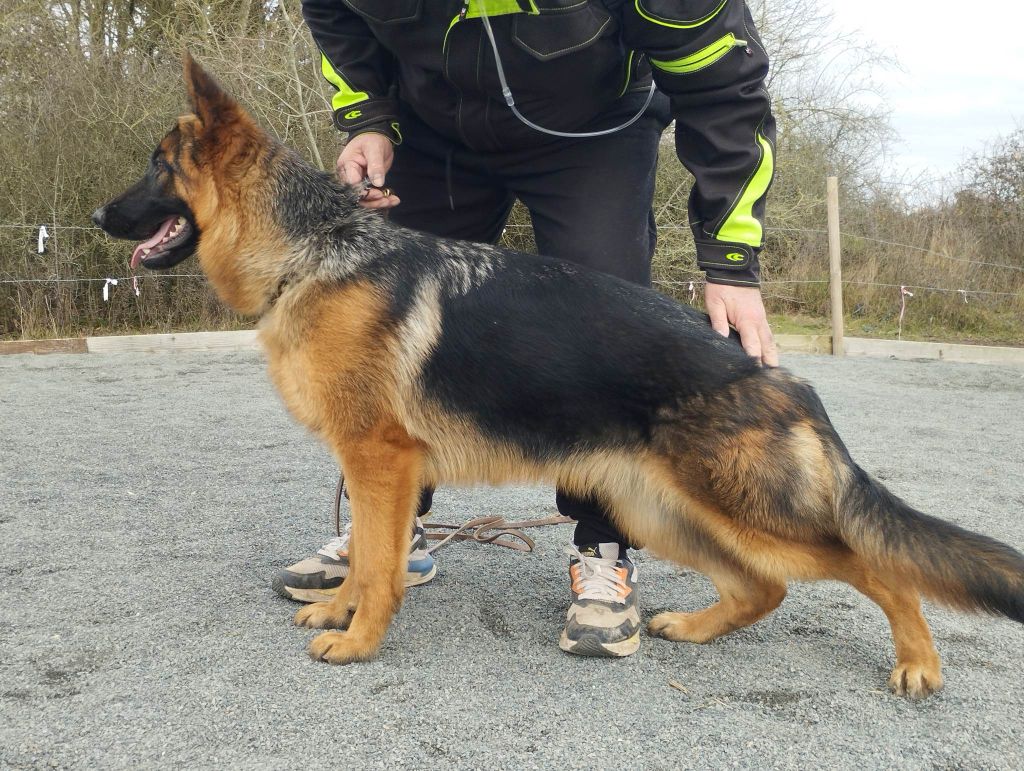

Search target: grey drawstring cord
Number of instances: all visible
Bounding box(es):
[445,148,456,211]
[478,11,657,139]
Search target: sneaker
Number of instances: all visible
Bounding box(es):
[559,543,641,658]
[271,517,437,603]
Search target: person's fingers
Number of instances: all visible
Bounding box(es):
[736,320,762,362]
[707,300,730,338]
[361,195,400,209]
[759,323,780,367]
[364,142,388,187]
[341,158,366,186]
[360,186,398,205]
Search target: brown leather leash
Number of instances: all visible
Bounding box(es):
[332,473,572,553]
[422,514,573,553]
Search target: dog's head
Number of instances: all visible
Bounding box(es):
[91,54,261,272]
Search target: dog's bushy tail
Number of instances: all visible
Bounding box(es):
[838,464,1024,622]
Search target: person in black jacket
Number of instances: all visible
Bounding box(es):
[273,0,778,659]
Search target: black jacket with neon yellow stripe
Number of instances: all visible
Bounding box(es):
[300,0,776,286]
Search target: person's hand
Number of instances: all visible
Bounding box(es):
[336,132,400,209]
[705,283,779,367]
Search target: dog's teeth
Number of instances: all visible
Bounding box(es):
[143,248,151,255]
[177,217,185,225]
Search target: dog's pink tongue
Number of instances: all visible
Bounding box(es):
[130,217,177,268]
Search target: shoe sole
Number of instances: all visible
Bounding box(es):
[404,563,438,587]
[558,629,640,658]
[272,564,438,604]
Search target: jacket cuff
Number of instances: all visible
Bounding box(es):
[347,120,403,146]
[695,239,760,287]
[332,97,400,134]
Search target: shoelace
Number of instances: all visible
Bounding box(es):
[318,519,428,558]
[566,544,634,604]
[317,524,351,559]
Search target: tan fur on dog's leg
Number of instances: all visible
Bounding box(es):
[307,428,423,664]
[649,562,787,643]
[295,474,361,630]
[846,566,943,698]
[294,572,360,630]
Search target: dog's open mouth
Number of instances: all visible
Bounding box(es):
[130,216,197,269]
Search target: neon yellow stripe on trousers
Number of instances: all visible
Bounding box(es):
[716,131,774,246]
[320,54,369,113]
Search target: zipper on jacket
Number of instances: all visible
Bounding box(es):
[443,1,469,55]
[650,33,747,75]
[443,2,472,145]
[618,50,637,97]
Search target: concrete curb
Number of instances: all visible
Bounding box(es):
[84,330,260,354]
[841,337,1024,366]
[0,330,259,356]
[769,334,1024,366]
[0,337,88,355]
[774,334,832,355]
[2,330,1024,367]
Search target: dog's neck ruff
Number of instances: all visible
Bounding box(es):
[266,273,294,310]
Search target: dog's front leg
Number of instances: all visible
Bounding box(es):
[298,428,423,664]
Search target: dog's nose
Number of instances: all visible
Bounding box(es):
[91,207,106,228]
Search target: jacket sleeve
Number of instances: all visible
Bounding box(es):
[301,0,402,143]
[620,0,776,286]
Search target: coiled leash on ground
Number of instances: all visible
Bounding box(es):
[332,473,572,554]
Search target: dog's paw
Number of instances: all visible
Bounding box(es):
[308,631,379,664]
[294,602,351,630]
[889,658,944,700]
[648,611,717,644]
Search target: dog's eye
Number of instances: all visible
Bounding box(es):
[150,156,174,177]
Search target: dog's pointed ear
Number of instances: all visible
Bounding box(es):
[183,52,242,131]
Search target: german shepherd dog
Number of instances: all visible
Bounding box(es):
[93,57,1024,698]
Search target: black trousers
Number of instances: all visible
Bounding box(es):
[386,91,671,549]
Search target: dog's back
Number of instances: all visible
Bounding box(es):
[373,239,760,452]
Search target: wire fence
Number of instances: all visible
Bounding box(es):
[2,217,1022,342]
[6,221,1024,279]
[0,274,205,285]
[506,223,1024,275]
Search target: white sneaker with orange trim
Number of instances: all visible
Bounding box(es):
[559,543,641,658]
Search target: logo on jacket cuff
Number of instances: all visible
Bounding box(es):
[694,240,756,271]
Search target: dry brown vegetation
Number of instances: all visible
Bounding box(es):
[1,0,1021,343]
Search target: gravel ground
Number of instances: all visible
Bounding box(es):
[1,349,1023,769]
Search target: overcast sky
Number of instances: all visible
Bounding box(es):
[821,0,1024,185]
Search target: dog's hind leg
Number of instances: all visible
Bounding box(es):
[296,426,423,664]
[648,555,787,644]
[837,561,943,698]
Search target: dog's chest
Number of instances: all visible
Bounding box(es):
[256,286,399,440]
[261,340,325,433]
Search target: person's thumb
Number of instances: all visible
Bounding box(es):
[364,141,388,187]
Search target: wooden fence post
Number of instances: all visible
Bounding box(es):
[826,176,845,356]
